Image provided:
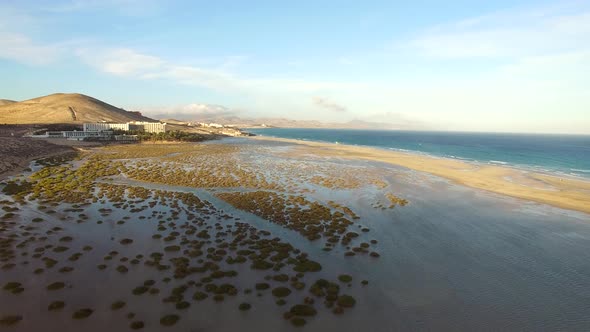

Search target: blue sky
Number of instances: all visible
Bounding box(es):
[1,0,589,133]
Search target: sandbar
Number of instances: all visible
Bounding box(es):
[251,136,590,215]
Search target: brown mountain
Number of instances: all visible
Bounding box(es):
[0,93,155,124]
[0,99,16,106]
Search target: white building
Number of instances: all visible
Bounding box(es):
[83,123,129,132]
[129,122,166,133]
[83,122,166,133]
[39,130,113,140]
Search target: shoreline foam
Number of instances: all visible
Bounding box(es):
[250,135,590,215]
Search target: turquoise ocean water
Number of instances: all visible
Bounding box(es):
[249,128,590,178]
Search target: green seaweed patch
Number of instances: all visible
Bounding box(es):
[43,258,58,268]
[72,308,93,319]
[116,265,129,273]
[255,283,270,290]
[120,238,133,245]
[338,274,352,283]
[3,282,22,291]
[175,301,190,310]
[239,303,251,311]
[130,321,145,330]
[291,317,306,327]
[111,301,126,310]
[160,314,180,326]
[9,286,24,294]
[132,286,149,295]
[289,304,317,316]
[273,274,289,282]
[0,315,22,326]
[59,266,74,273]
[337,295,356,307]
[47,282,65,291]
[48,301,65,311]
[293,260,322,273]
[164,245,180,252]
[68,253,82,261]
[193,291,208,301]
[251,259,273,270]
[272,287,291,298]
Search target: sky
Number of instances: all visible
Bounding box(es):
[1,0,589,134]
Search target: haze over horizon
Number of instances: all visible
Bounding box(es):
[1,0,589,134]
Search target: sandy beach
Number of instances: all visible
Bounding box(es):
[251,136,590,215]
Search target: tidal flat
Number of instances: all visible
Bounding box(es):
[1,138,589,331]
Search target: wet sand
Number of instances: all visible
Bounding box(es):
[1,138,589,331]
[251,136,590,215]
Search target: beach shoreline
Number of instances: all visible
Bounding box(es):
[249,135,590,215]
[2,136,590,331]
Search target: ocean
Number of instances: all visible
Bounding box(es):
[249,128,590,178]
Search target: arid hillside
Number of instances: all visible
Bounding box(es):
[0,99,16,106]
[0,93,155,124]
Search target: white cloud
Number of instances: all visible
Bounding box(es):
[407,5,590,58]
[136,103,239,120]
[72,42,590,133]
[76,48,164,75]
[0,32,64,65]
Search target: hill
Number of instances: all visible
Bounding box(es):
[0,93,155,124]
[0,99,16,106]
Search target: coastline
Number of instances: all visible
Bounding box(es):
[250,135,590,215]
[2,135,590,331]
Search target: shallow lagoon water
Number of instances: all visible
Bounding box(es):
[1,138,589,331]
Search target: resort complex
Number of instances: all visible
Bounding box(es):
[83,122,166,133]
[31,121,166,141]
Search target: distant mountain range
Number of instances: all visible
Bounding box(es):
[0,93,404,130]
[0,93,155,124]
[171,114,402,130]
